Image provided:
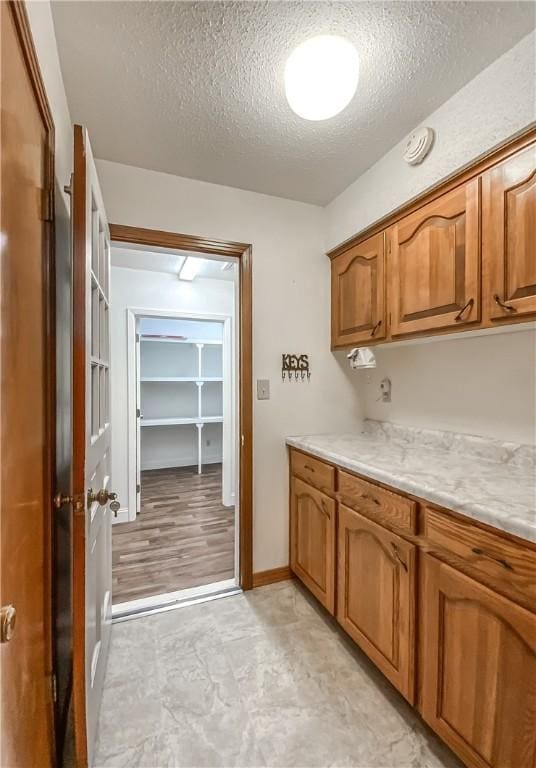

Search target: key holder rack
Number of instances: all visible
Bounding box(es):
[282,354,310,382]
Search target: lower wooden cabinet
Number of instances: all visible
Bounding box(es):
[421,554,536,768]
[288,449,536,768]
[337,504,416,702]
[290,477,335,614]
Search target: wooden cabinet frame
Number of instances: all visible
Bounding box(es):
[288,447,536,768]
[329,129,536,349]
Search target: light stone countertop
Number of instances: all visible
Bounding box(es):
[286,420,536,543]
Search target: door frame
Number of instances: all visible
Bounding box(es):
[125,307,235,520]
[109,224,253,590]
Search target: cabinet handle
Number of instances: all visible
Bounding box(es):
[454,298,474,322]
[303,464,315,473]
[493,294,517,314]
[390,542,408,572]
[321,499,331,519]
[371,320,382,337]
[471,547,514,571]
[361,493,380,506]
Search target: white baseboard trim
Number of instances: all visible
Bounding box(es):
[141,456,223,471]
[112,507,130,525]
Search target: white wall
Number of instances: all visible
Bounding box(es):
[325,31,536,250]
[100,165,363,570]
[110,265,237,513]
[326,30,536,446]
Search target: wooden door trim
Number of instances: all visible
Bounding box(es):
[327,126,536,260]
[3,1,56,763]
[109,223,254,590]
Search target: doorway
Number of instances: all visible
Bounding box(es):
[107,236,250,616]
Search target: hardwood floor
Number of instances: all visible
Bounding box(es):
[112,464,235,604]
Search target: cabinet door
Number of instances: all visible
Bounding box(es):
[483,143,536,321]
[331,232,386,347]
[290,477,335,614]
[337,504,416,702]
[390,179,480,336]
[421,554,536,768]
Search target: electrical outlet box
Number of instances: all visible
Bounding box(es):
[257,379,270,400]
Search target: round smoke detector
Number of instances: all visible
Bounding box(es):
[403,127,435,165]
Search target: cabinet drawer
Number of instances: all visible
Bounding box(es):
[290,450,335,493]
[424,507,536,602]
[338,471,417,533]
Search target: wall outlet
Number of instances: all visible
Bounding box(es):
[257,379,270,400]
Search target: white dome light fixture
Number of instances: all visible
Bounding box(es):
[284,35,359,121]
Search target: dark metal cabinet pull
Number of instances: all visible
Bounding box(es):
[454,298,474,322]
[390,542,408,572]
[371,320,382,337]
[361,493,380,506]
[493,294,517,314]
[321,500,331,519]
[471,547,514,571]
[303,464,315,473]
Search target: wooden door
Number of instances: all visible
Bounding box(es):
[331,232,386,347]
[421,554,536,768]
[390,179,480,336]
[0,3,55,765]
[337,504,416,702]
[483,143,536,321]
[290,477,336,614]
[72,125,115,766]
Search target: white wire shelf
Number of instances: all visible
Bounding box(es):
[140,416,224,427]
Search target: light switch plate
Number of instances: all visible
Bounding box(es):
[257,379,270,400]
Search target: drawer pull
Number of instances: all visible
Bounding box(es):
[303,464,316,473]
[361,493,380,506]
[471,547,514,571]
[390,542,408,572]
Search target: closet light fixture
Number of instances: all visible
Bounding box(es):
[179,256,202,281]
[284,35,359,121]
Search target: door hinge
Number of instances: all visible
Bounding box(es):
[136,408,141,418]
[136,333,140,343]
[136,483,141,494]
[51,672,57,703]
[41,189,53,222]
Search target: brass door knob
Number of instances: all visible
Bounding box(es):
[1,605,16,643]
[87,488,118,508]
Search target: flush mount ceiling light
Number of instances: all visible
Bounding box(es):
[284,35,359,121]
[178,256,202,281]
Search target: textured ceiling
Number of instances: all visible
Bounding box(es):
[52,1,535,204]
[111,245,236,280]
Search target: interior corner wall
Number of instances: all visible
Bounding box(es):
[110,266,236,514]
[325,31,536,446]
[99,167,363,571]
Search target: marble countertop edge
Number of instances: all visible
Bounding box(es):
[285,434,536,544]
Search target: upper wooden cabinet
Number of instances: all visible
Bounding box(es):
[421,554,536,768]
[483,143,536,321]
[331,232,386,347]
[390,179,480,336]
[337,504,416,702]
[290,476,335,614]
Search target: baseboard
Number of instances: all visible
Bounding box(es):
[252,566,293,588]
[141,456,222,471]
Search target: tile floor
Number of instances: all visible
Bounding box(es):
[95,580,460,768]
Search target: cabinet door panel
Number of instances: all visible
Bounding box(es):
[421,554,536,768]
[337,504,416,701]
[290,477,335,614]
[331,232,386,347]
[390,180,480,335]
[483,143,536,321]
